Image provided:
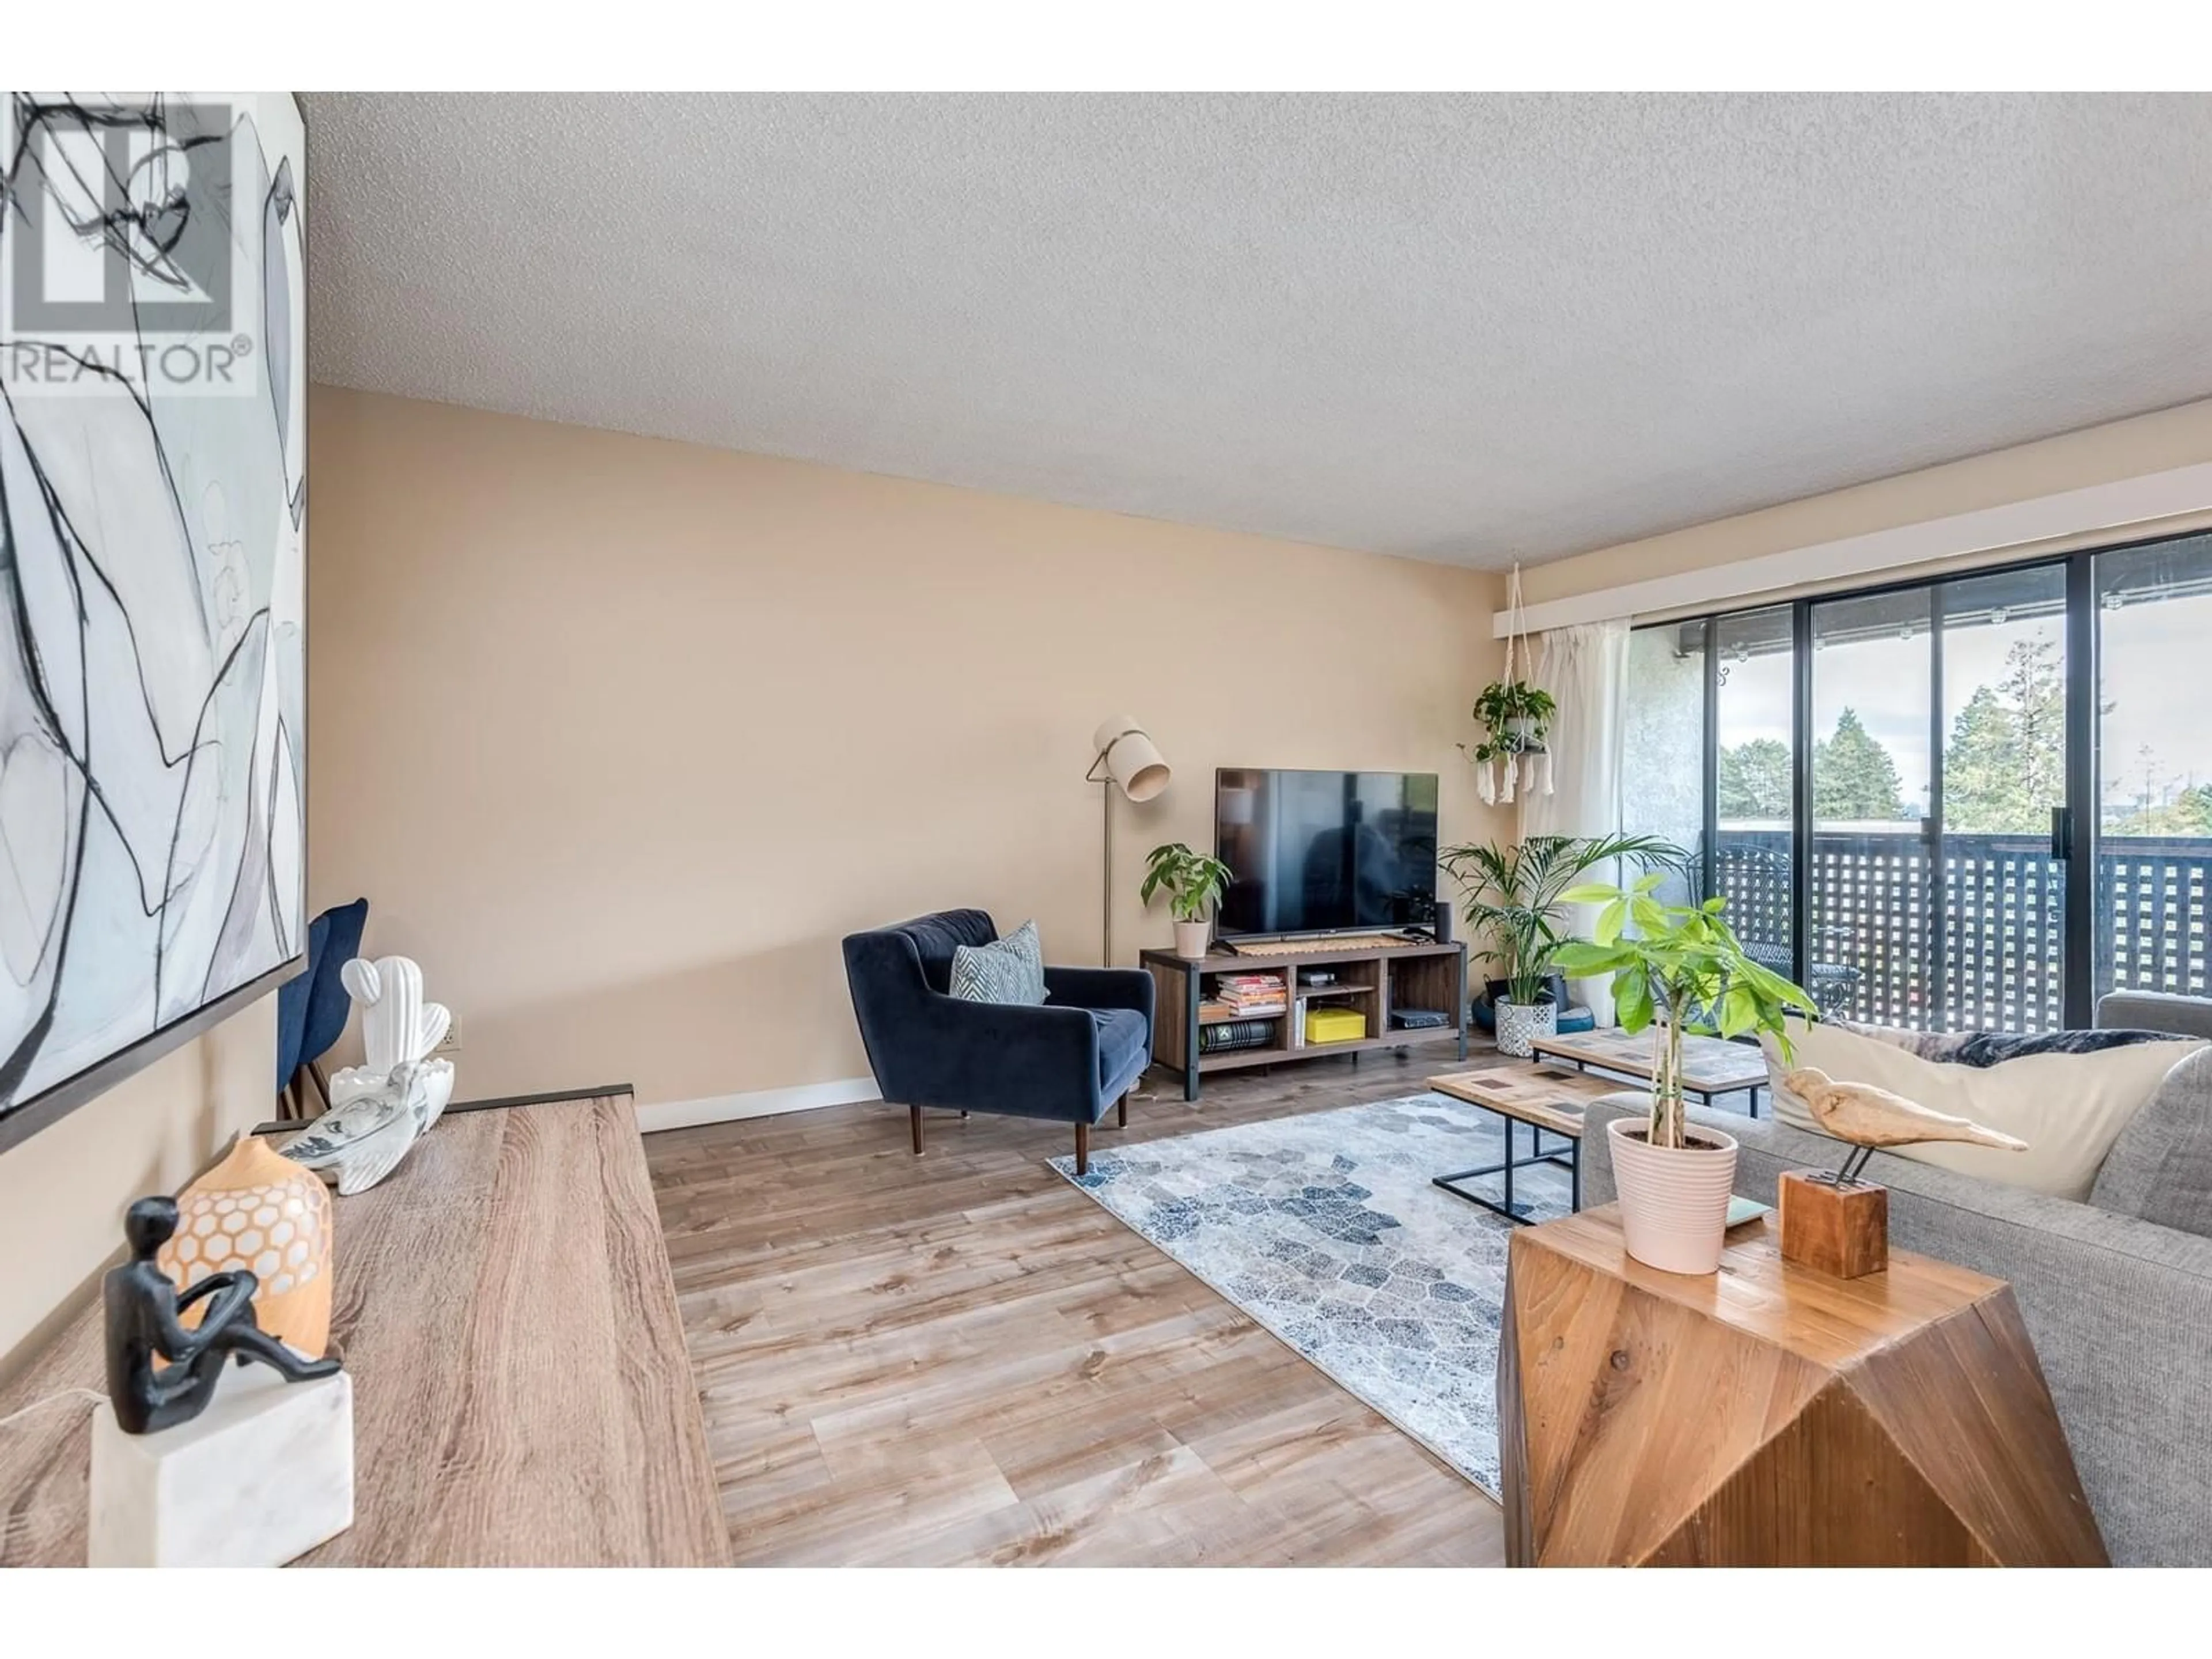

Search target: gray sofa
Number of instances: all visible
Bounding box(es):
[2094,988,2212,1042]
[1578,991,2212,1566]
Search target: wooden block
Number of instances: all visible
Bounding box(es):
[1778,1169,1888,1279]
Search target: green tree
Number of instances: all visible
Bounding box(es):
[2000,637,2066,817]
[2107,749,2212,836]
[1718,737,1793,820]
[1942,635,2068,834]
[1813,707,1907,820]
[2183,785,2212,834]
[1942,686,2032,832]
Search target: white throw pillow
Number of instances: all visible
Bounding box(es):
[1761,1020,2203,1200]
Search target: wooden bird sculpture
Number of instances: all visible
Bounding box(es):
[1783,1066,2029,1184]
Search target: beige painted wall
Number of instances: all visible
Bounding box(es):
[1521,397,2212,615]
[0,997,274,1373]
[306,388,1506,1108]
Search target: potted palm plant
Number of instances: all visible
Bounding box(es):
[1552,877,1819,1275]
[1141,842,1234,960]
[1437,834,1685,1057]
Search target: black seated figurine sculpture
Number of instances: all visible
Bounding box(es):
[104,1196,342,1434]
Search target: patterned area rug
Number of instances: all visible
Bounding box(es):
[1050,1093,1573,1497]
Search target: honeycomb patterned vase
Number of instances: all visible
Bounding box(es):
[158,1137,335,1359]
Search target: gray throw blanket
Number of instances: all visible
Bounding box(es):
[1838,1018,2181,1069]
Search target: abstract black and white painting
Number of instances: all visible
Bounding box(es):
[0,93,305,1148]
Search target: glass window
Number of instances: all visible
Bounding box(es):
[1939,565,2068,1031]
[2095,533,2212,1001]
[1617,532,2212,1039]
[1809,588,1934,1026]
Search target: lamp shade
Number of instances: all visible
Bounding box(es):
[1093,716,1170,802]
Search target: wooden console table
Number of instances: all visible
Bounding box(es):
[0,1092,727,1567]
[1143,936,1466,1100]
[1498,1206,2106,1566]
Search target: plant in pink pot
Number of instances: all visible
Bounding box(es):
[1554,876,1819,1275]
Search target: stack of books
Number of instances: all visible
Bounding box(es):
[1211,973,1287,1016]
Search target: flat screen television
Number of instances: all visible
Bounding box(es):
[1214,768,1440,938]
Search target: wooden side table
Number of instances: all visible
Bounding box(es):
[1498,1206,2107,1566]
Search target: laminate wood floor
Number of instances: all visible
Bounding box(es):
[646,1037,1508,1566]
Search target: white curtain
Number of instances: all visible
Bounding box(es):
[1522,620,1631,1021]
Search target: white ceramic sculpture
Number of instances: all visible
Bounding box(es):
[281,956,457,1195]
[282,1060,446,1196]
[341,955,451,1072]
[333,950,454,1136]
[326,1054,455,1130]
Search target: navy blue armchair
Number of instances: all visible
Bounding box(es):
[841,910,1154,1174]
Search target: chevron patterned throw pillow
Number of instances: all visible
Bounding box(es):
[949,919,1047,1006]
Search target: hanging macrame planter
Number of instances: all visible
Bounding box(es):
[1466,564,1556,806]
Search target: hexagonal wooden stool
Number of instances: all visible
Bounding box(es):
[1498,1206,2107,1566]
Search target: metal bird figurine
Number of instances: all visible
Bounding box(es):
[1783,1065,2029,1185]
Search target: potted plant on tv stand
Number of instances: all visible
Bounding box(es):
[1552,877,1819,1275]
[1141,842,1233,961]
[1438,834,1684,1058]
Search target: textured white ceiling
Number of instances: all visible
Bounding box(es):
[303,93,2212,567]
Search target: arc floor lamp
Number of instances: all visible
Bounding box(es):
[1088,717,1171,964]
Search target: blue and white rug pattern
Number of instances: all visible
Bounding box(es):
[1050,1093,1573,1497]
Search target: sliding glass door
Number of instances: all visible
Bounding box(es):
[2095,533,2212,1005]
[1635,548,2108,1034]
[1809,587,1936,1025]
[1938,565,2070,1031]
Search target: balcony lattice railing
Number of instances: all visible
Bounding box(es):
[1708,830,2212,1033]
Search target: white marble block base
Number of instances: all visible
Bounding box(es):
[90,1365,354,1567]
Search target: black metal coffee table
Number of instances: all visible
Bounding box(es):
[1426,1063,1630,1224]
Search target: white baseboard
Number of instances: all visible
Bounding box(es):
[636,1074,880,1135]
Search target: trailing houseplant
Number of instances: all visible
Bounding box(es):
[1437,834,1686,1057]
[1552,877,1820,1274]
[1141,842,1234,960]
[1468,680,1558,764]
[1472,566,1556,805]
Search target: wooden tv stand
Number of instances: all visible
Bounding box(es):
[1141,935,1467,1101]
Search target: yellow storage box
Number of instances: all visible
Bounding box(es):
[1305,1006,1367,1045]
